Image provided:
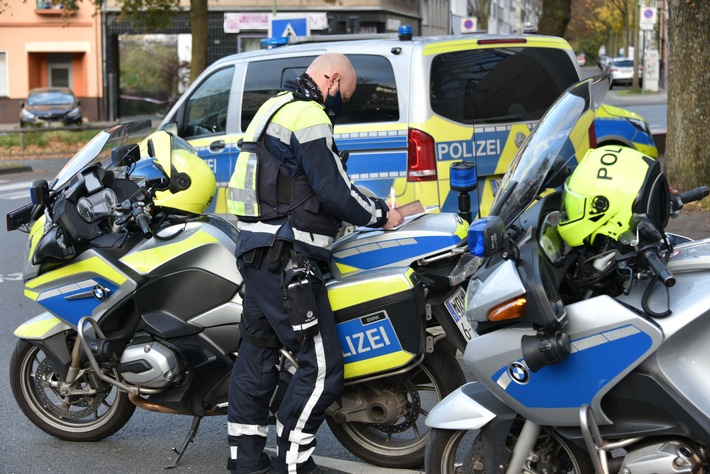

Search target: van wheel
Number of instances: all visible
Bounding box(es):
[326,344,465,468]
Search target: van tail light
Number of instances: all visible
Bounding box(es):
[407,128,437,181]
[588,120,597,149]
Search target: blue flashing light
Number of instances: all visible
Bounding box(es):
[261,37,290,48]
[398,25,413,41]
[468,217,493,257]
[450,161,477,192]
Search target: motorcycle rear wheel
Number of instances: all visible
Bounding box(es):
[327,343,465,468]
[425,423,594,473]
[10,338,136,441]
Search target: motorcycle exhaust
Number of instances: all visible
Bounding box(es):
[128,393,222,416]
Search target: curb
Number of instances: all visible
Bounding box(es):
[0,164,33,175]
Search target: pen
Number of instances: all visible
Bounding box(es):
[390,187,396,208]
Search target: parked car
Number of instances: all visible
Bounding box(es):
[597,54,611,70]
[605,57,643,87]
[576,51,587,67]
[19,87,83,127]
[160,30,657,216]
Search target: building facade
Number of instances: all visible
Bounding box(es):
[0,0,536,124]
[0,0,103,124]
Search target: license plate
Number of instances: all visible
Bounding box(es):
[444,286,474,342]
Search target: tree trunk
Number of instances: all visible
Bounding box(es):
[537,0,572,37]
[665,1,710,190]
[189,0,208,84]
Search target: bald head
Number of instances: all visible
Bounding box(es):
[306,53,357,103]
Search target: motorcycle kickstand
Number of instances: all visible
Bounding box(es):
[165,415,203,469]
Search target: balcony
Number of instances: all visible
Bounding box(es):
[34,1,77,16]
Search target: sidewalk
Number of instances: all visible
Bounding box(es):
[604,87,667,107]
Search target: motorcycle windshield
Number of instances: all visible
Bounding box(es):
[52,120,153,191]
[488,75,611,227]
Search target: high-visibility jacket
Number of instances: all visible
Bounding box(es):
[228,90,389,261]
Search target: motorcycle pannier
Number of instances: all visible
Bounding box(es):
[326,267,427,380]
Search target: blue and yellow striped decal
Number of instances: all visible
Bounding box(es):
[32,277,120,326]
[14,312,70,339]
[494,325,652,408]
[120,230,219,274]
[327,268,415,311]
[25,256,127,294]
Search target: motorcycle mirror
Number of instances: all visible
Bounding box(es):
[468,215,505,257]
[30,180,49,206]
[111,143,142,167]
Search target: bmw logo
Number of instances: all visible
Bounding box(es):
[92,285,110,301]
[508,361,530,384]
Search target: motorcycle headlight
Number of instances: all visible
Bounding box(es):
[465,278,483,325]
[448,252,483,286]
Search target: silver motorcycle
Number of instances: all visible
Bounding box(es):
[425,75,710,473]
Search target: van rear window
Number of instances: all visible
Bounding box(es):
[242,54,398,131]
[430,47,578,125]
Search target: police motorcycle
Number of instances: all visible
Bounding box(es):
[424,74,710,473]
[5,120,479,469]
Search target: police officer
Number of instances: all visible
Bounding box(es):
[226,53,403,474]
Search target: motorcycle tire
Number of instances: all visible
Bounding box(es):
[326,342,465,469]
[425,423,594,474]
[10,338,136,441]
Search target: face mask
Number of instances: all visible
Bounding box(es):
[324,81,344,122]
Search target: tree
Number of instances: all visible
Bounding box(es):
[537,0,571,37]
[665,1,710,191]
[98,0,207,83]
[468,0,493,30]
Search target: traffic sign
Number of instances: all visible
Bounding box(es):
[640,7,657,30]
[460,17,477,33]
[271,18,309,38]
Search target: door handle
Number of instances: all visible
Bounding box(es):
[209,140,226,152]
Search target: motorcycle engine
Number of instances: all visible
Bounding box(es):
[117,342,180,388]
[621,441,701,473]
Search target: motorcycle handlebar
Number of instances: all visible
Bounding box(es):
[136,213,152,239]
[640,248,675,287]
[671,186,709,213]
[680,186,710,206]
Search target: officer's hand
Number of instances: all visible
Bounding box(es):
[383,206,404,230]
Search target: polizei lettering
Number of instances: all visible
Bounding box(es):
[342,326,392,357]
[596,147,623,181]
[437,139,502,161]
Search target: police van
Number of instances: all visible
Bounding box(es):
[160,29,657,215]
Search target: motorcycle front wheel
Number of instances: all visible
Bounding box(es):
[425,421,593,474]
[327,343,465,468]
[10,338,136,441]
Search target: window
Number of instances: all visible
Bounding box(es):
[181,66,234,138]
[242,56,316,131]
[430,47,579,125]
[241,54,399,131]
[48,54,72,88]
[0,52,7,97]
[341,55,399,124]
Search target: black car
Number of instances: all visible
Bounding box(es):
[20,87,83,127]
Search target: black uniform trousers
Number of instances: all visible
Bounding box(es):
[228,250,344,474]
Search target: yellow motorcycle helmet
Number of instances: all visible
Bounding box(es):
[558,145,669,247]
[147,131,216,215]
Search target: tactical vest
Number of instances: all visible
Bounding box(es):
[227,92,340,237]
